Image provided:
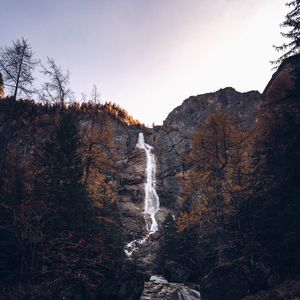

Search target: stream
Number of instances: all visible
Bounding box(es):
[125,133,201,300]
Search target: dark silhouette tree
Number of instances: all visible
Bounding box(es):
[0,38,37,190]
[0,38,37,99]
[39,57,73,108]
[274,0,300,64]
[37,112,92,234]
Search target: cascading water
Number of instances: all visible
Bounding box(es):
[124,132,160,256]
[125,133,202,299]
[136,132,160,233]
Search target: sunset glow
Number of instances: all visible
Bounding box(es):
[1,0,288,125]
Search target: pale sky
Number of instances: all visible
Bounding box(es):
[0,0,288,125]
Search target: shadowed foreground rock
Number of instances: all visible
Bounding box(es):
[140,276,201,300]
[200,257,278,300]
[241,280,300,300]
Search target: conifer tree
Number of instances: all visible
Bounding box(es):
[274,0,300,64]
[38,112,92,234]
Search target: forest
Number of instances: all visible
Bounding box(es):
[0,1,300,299]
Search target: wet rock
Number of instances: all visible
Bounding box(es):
[140,278,201,300]
[119,202,146,239]
[128,233,163,273]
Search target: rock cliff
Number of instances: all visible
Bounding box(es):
[118,87,262,277]
[150,87,261,208]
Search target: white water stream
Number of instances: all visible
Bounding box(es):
[136,132,160,233]
[124,132,160,256]
[124,133,201,299]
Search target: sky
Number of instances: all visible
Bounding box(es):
[0,0,288,126]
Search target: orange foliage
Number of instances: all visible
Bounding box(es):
[180,109,252,236]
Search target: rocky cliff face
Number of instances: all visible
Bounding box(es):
[263,53,300,103]
[149,87,261,208]
[118,88,262,275]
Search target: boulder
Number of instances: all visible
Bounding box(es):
[200,257,279,300]
[141,280,201,300]
[263,53,300,103]
[164,260,191,283]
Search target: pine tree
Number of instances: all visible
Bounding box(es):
[274,0,300,64]
[37,112,93,234]
[161,213,178,262]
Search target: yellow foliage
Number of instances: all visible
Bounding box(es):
[180,109,252,233]
[81,113,119,208]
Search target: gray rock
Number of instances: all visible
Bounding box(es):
[150,87,262,209]
[140,280,201,300]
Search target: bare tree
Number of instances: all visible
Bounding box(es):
[39,57,73,108]
[90,85,101,103]
[81,92,87,102]
[0,38,37,100]
[0,38,37,189]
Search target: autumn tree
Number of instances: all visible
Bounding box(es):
[178,110,250,263]
[80,109,125,257]
[81,112,116,194]
[273,0,300,64]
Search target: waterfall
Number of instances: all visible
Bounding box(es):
[125,133,202,299]
[136,132,160,233]
[124,132,160,256]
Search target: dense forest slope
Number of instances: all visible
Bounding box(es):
[0,54,299,300]
[157,54,300,300]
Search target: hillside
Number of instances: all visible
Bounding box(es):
[0,54,300,300]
